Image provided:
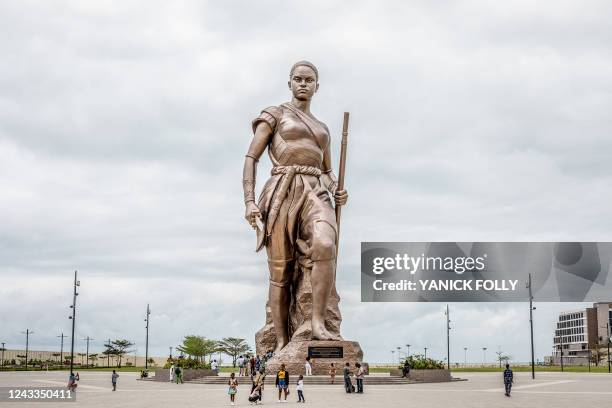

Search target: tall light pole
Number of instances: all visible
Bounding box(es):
[424,347,428,359]
[527,273,536,379]
[482,347,487,367]
[57,333,66,367]
[464,347,468,366]
[396,346,402,364]
[445,304,451,371]
[1,342,5,370]
[21,330,34,370]
[106,339,111,368]
[559,336,564,372]
[406,344,411,358]
[169,346,173,359]
[68,270,80,375]
[82,337,93,368]
[145,304,151,370]
[390,350,395,366]
[606,322,612,373]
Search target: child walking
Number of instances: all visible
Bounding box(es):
[296,375,305,403]
[228,372,238,406]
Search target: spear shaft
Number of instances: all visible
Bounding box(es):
[335,112,349,256]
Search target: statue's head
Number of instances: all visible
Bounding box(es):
[288,60,319,101]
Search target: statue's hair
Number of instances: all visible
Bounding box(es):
[289,60,319,81]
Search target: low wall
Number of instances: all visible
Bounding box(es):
[154,368,217,381]
[390,368,451,382]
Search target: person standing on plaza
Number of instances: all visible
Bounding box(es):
[228,372,238,406]
[355,363,364,393]
[275,364,290,402]
[296,374,305,403]
[237,355,245,376]
[343,362,353,393]
[169,363,175,382]
[111,370,119,391]
[304,357,312,376]
[250,355,256,376]
[503,364,513,397]
[329,363,336,384]
[212,359,219,375]
[175,365,183,384]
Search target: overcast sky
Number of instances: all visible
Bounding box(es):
[1,1,611,365]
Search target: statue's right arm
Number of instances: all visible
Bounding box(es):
[243,122,273,228]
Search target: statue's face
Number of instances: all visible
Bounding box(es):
[289,65,318,101]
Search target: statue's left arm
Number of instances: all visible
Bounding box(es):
[321,143,348,206]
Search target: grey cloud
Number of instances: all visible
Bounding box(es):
[1,0,611,363]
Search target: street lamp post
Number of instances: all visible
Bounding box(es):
[482,347,487,367]
[424,347,428,359]
[68,270,80,375]
[145,304,151,370]
[606,322,612,373]
[21,330,34,370]
[527,273,536,379]
[391,350,395,366]
[106,339,111,368]
[82,337,93,368]
[445,305,451,371]
[1,342,5,370]
[57,333,66,367]
[169,346,173,359]
[406,344,410,358]
[559,336,564,372]
[396,346,402,365]
[464,347,468,366]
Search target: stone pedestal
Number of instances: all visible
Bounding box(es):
[264,340,364,376]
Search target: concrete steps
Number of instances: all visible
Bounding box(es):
[188,375,417,385]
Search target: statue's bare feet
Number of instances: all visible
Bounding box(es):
[311,320,335,340]
[274,337,289,354]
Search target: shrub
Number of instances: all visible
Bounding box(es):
[402,354,445,370]
[163,357,210,370]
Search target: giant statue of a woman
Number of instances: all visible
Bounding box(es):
[243,61,348,354]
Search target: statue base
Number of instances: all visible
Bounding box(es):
[264,340,366,375]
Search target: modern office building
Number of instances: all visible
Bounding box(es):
[551,302,612,365]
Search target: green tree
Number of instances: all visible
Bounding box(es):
[103,339,134,368]
[177,336,219,363]
[88,353,98,367]
[217,338,251,367]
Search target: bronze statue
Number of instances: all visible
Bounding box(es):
[243,61,348,353]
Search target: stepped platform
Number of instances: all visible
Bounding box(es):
[185,374,465,385]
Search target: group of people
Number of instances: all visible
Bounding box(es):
[341,362,365,394]
[67,370,120,393]
[228,366,267,405]
[227,360,366,405]
[236,352,272,377]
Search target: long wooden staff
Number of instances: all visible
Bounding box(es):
[335,112,349,258]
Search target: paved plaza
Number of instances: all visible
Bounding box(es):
[0,370,611,407]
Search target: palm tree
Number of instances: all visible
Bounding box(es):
[217,338,251,367]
